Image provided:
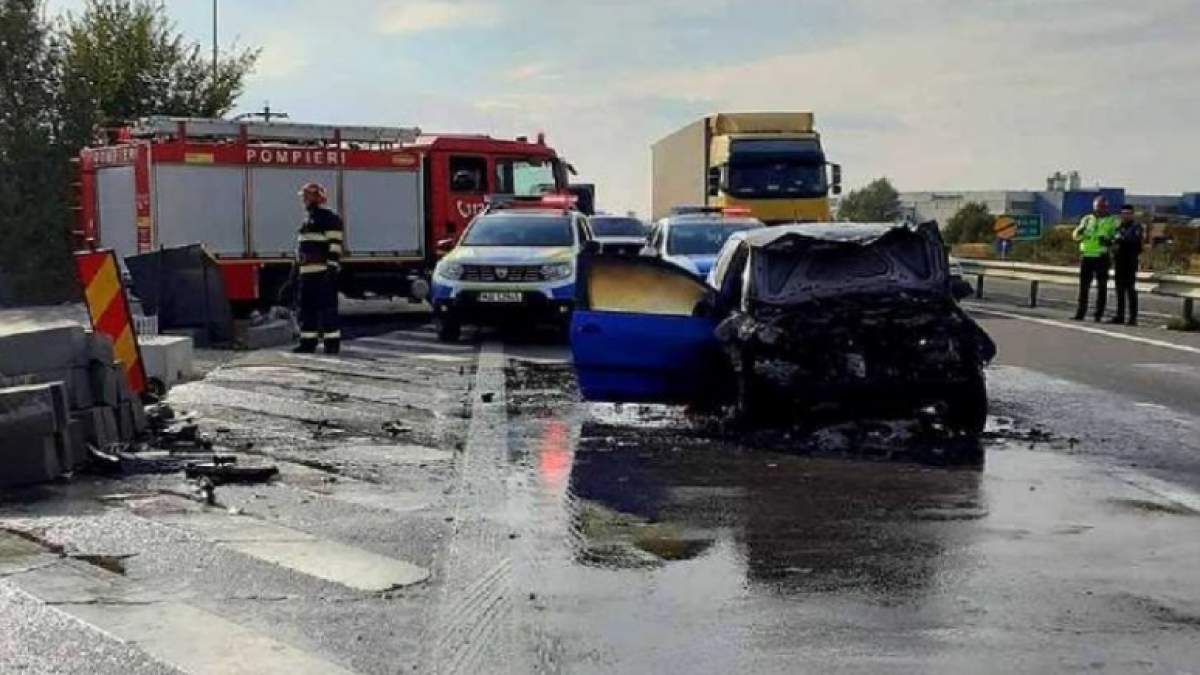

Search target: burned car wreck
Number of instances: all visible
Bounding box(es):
[570,221,995,436]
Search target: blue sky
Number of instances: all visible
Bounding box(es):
[45,0,1200,215]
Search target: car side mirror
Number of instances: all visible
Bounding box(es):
[706,167,721,197]
[951,278,974,301]
[436,237,457,254]
[829,163,842,195]
[582,240,601,255]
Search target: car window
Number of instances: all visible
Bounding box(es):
[449,156,487,193]
[462,215,573,246]
[590,217,647,237]
[585,257,710,316]
[666,221,756,256]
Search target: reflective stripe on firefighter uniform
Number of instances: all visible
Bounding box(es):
[296,206,344,353]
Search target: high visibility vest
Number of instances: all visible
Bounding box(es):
[1076,214,1118,258]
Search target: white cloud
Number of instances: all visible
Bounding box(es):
[376,1,501,34]
[253,33,309,80]
[503,62,558,83]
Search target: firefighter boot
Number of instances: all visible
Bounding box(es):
[323,332,341,355]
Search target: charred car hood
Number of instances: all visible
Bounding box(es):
[745,221,948,305]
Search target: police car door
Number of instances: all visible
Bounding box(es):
[570,255,721,404]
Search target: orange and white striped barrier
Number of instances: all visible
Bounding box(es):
[75,249,147,395]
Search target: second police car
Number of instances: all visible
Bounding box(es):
[642,207,764,278]
[431,195,592,341]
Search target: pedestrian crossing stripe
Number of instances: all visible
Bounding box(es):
[75,249,147,395]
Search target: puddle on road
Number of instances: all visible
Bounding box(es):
[492,359,1200,671]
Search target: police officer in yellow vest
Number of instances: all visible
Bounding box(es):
[1071,195,1119,322]
[294,182,344,354]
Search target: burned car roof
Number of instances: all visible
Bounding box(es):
[742,221,932,248]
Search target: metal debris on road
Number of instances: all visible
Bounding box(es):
[184,461,279,485]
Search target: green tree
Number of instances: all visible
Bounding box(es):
[0,0,75,304]
[942,202,996,244]
[837,177,901,222]
[58,0,259,149]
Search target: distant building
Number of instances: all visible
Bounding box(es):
[901,183,1200,227]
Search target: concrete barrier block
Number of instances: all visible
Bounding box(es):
[89,362,120,408]
[163,327,208,348]
[0,322,88,375]
[0,383,65,437]
[1,367,94,410]
[138,335,194,389]
[73,406,119,450]
[64,419,88,469]
[86,332,115,365]
[0,433,63,487]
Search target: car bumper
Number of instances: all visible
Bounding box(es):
[431,281,576,325]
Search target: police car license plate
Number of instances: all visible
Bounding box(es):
[478,291,523,303]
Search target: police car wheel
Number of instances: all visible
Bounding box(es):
[436,317,461,343]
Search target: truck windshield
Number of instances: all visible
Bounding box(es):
[667,221,756,256]
[495,158,559,197]
[462,215,573,247]
[728,162,827,199]
[590,217,647,237]
[727,138,827,199]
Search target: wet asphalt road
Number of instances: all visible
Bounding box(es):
[2,298,1200,674]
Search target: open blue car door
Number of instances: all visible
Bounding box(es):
[571,255,722,403]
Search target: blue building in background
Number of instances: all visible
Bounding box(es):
[901,178,1195,231]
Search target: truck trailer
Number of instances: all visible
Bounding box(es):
[76,116,571,309]
[651,112,840,224]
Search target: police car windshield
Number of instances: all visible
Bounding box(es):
[667,220,758,256]
[590,217,647,237]
[462,215,574,247]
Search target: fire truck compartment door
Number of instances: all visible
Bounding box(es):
[154,165,246,256]
[343,169,424,256]
[96,166,137,264]
[251,168,339,257]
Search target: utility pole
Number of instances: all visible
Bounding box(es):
[212,0,218,83]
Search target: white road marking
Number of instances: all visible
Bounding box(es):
[148,508,430,592]
[1107,468,1200,514]
[356,335,475,352]
[67,602,357,675]
[967,305,1200,356]
[1,546,353,674]
[430,340,527,673]
[343,344,471,363]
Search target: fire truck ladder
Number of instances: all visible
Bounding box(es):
[129,116,422,146]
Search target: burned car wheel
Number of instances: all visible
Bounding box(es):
[943,370,988,436]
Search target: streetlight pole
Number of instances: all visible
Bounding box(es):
[212,0,218,83]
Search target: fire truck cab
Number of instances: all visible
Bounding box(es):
[76,117,571,310]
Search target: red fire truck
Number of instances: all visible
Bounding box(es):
[76,116,572,308]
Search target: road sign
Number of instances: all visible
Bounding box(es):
[994,216,1018,240]
[1005,214,1042,241]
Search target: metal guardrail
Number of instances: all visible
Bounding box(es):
[956,259,1199,320]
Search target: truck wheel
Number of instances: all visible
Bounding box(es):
[436,317,461,343]
[944,370,988,436]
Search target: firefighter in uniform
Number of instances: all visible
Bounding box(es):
[294,182,343,354]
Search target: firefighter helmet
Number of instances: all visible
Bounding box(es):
[298,182,328,204]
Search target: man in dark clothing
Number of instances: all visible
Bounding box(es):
[294,182,344,354]
[1109,204,1143,326]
